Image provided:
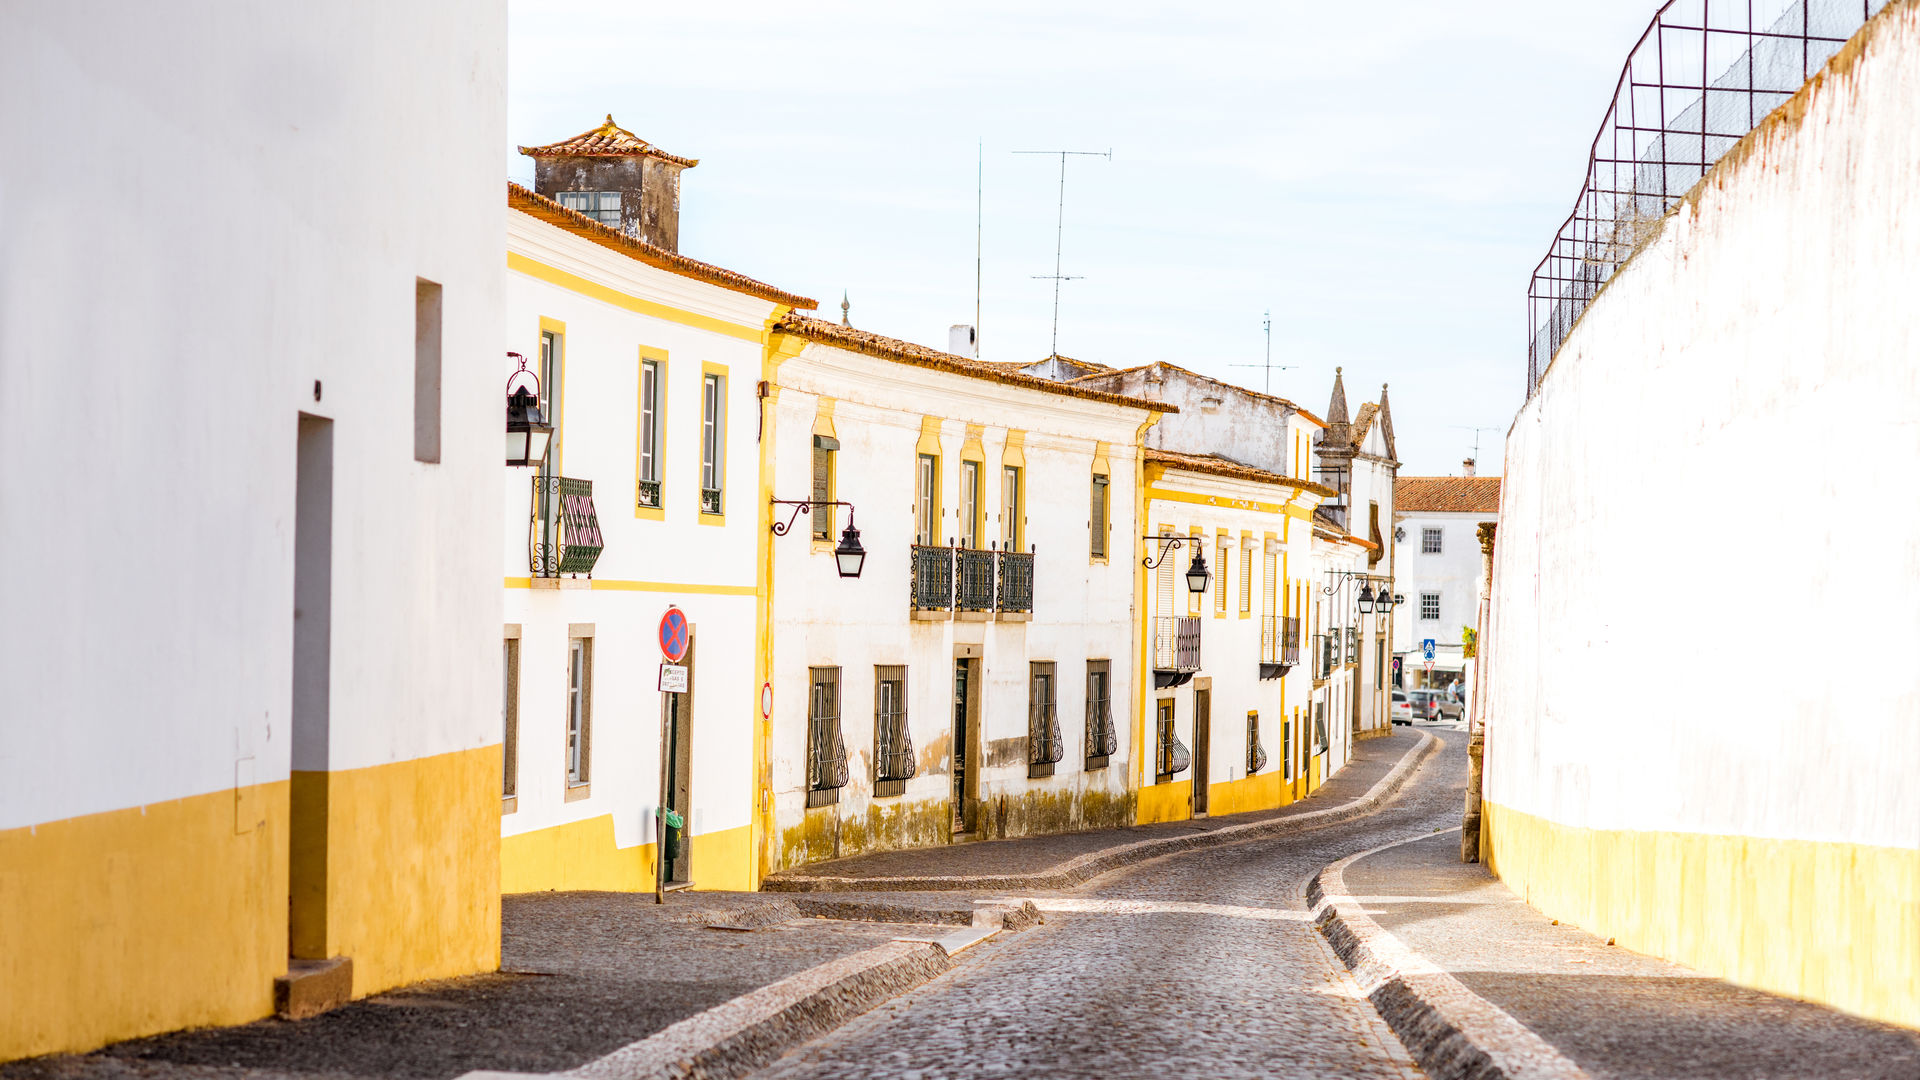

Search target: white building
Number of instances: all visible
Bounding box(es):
[499,121,818,895]
[1069,363,1334,819]
[1311,370,1401,740]
[1392,471,1501,692]
[1,2,505,1059]
[764,318,1161,864]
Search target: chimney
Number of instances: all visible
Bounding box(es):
[948,324,977,358]
[1463,458,1476,477]
[520,116,697,252]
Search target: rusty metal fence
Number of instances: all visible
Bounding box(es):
[1526,0,1888,393]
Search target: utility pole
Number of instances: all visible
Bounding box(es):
[975,139,983,355]
[1013,148,1109,358]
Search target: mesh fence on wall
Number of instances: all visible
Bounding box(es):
[1526,0,1889,394]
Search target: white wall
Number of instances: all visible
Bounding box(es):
[1485,1,1920,849]
[1393,511,1488,672]
[0,0,506,828]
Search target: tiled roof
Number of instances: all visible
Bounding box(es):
[773,315,1175,413]
[1310,508,1379,550]
[1070,361,1326,426]
[1394,476,1502,514]
[1145,449,1334,497]
[518,115,700,168]
[509,184,815,309]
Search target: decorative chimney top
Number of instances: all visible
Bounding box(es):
[519,115,696,252]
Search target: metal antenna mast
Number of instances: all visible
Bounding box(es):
[1230,309,1297,394]
[1451,425,1502,464]
[1013,148,1110,358]
[974,139,983,355]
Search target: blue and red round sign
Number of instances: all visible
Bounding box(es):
[658,607,689,663]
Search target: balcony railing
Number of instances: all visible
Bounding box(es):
[997,550,1034,613]
[1152,616,1201,688]
[1316,632,1339,680]
[1157,718,1191,780]
[911,545,953,610]
[1259,615,1302,680]
[956,548,996,611]
[700,487,723,515]
[530,475,605,577]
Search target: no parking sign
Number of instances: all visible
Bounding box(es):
[659,607,689,663]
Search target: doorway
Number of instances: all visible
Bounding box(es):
[289,415,332,959]
[660,635,693,886]
[952,658,978,835]
[1191,687,1211,817]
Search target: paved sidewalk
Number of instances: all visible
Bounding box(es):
[765,728,1427,889]
[2,894,965,1080]
[1342,832,1920,1079]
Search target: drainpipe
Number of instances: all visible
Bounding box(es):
[1462,521,1497,862]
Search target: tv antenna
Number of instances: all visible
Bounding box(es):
[1452,425,1502,463]
[1013,148,1110,358]
[1229,309,1298,395]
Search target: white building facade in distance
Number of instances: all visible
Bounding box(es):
[1,1,506,1059]
[762,318,1160,867]
[1392,470,1502,692]
[1311,370,1401,741]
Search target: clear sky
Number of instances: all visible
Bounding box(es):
[508,0,1662,476]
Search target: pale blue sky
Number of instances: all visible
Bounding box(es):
[508,1,1661,475]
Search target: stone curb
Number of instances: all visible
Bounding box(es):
[1308,831,1592,1080]
[765,730,1439,894]
[456,938,955,1080]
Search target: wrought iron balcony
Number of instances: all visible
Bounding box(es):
[700,487,723,515]
[910,544,954,611]
[1259,615,1302,680]
[530,475,605,577]
[1152,616,1201,688]
[956,548,996,611]
[1316,632,1339,680]
[1247,713,1268,774]
[1086,698,1117,765]
[997,549,1034,614]
[1157,719,1191,780]
[1028,699,1062,777]
[636,477,661,510]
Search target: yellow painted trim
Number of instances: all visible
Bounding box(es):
[502,816,754,895]
[1003,429,1027,469]
[752,312,786,889]
[635,346,668,521]
[1092,439,1110,476]
[1,746,500,1061]
[1131,413,1165,800]
[539,317,568,474]
[916,415,943,457]
[509,251,766,342]
[1484,801,1920,1029]
[504,577,756,595]
[1207,768,1289,817]
[1145,485,1302,517]
[961,423,985,462]
[1137,780,1193,825]
[698,361,731,526]
[812,397,837,439]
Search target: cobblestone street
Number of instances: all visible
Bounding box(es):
[753,731,1466,1080]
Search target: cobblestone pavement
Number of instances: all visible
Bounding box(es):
[753,732,1470,1080]
[768,729,1427,884]
[1346,833,1920,1080]
[2,894,956,1080]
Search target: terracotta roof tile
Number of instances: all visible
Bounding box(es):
[1394,476,1502,514]
[773,315,1174,413]
[509,184,814,309]
[1145,448,1334,497]
[519,115,699,168]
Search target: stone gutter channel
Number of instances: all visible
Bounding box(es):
[1307,832,1592,1080]
[765,729,1441,894]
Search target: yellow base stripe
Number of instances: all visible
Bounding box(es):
[0,744,501,1062]
[1136,780,1192,824]
[1484,800,1920,1029]
[501,817,753,895]
[508,252,765,342]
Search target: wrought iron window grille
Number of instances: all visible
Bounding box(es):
[1085,663,1116,769]
[637,478,661,510]
[957,547,997,611]
[1028,664,1062,779]
[911,545,954,611]
[1247,713,1268,774]
[700,487,723,516]
[874,669,914,797]
[1157,716,1192,781]
[1152,616,1201,688]
[530,475,605,577]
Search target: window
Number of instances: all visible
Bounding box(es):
[638,358,663,509]
[1238,541,1252,614]
[1377,640,1385,689]
[1422,527,1443,554]
[502,635,520,800]
[1263,549,1278,618]
[1085,660,1114,768]
[1215,538,1231,616]
[1002,466,1022,550]
[811,435,838,540]
[873,666,914,796]
[557,189,622,227]
[959,460,980,548]
[1421,592,1441,621]
[566,636,593,786]
[701,372,725,515]
[808,667,847,806]
[414,278,442,463]
[1028,662,1060,778]
[916,454,938,544]
[1312,703,1329,755]
[1282,714,1294,780]
[1089,474,1109,558]
[1247,711,1267,773]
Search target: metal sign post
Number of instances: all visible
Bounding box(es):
[656,607,689,905]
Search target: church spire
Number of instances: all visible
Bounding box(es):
[1325,366,1351,446]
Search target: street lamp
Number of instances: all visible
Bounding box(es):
[1142,535,1213,595]
[1357,581,1376,614]
[505,352,554,468]
[772,499,865,579]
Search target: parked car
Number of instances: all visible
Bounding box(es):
[1389,691,1414,725]
[1408,689,1463,722]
